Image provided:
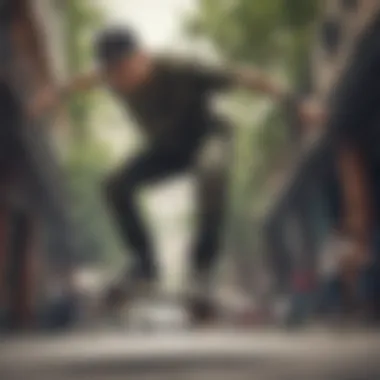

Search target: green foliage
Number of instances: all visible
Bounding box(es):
[188,0,320,255]
[61,1,122,265]
[281,0,320,29]
[64,139,121,264]
[65,0,102,142]
[188,0,321,68]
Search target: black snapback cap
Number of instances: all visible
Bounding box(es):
[95,26,139,65]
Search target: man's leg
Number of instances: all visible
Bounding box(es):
[192,171,228,282]
[191,135,232,291]
[104,148,191,283]
[186,135,231,322]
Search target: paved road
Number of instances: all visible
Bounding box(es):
[0,329,379,379]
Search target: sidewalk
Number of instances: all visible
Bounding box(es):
[1,328,379,380]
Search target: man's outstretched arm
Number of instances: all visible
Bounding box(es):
[29,71,102,118]
[232,67,327,124]
[170,57,327,123]
[227,67,328,124]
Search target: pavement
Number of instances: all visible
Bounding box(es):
[0,328,379,380]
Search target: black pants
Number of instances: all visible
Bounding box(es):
[104,137,230,282]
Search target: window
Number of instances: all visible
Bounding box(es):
[321,19,342,56]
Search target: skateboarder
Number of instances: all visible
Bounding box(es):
[30,26,315,321]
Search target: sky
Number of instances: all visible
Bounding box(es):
[96,0,196,50]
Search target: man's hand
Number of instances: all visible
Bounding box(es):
[28,85,61,119]
[28,72,101,119]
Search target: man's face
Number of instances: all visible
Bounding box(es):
[104,51,153,93]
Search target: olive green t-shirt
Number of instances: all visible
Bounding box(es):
[120,57,236,150]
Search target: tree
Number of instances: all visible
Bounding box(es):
[62,1,122,265]
[186,0,321,267]
[64,0,102,143]
[188,0,320,86]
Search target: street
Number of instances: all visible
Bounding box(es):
[1,328,379,380]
